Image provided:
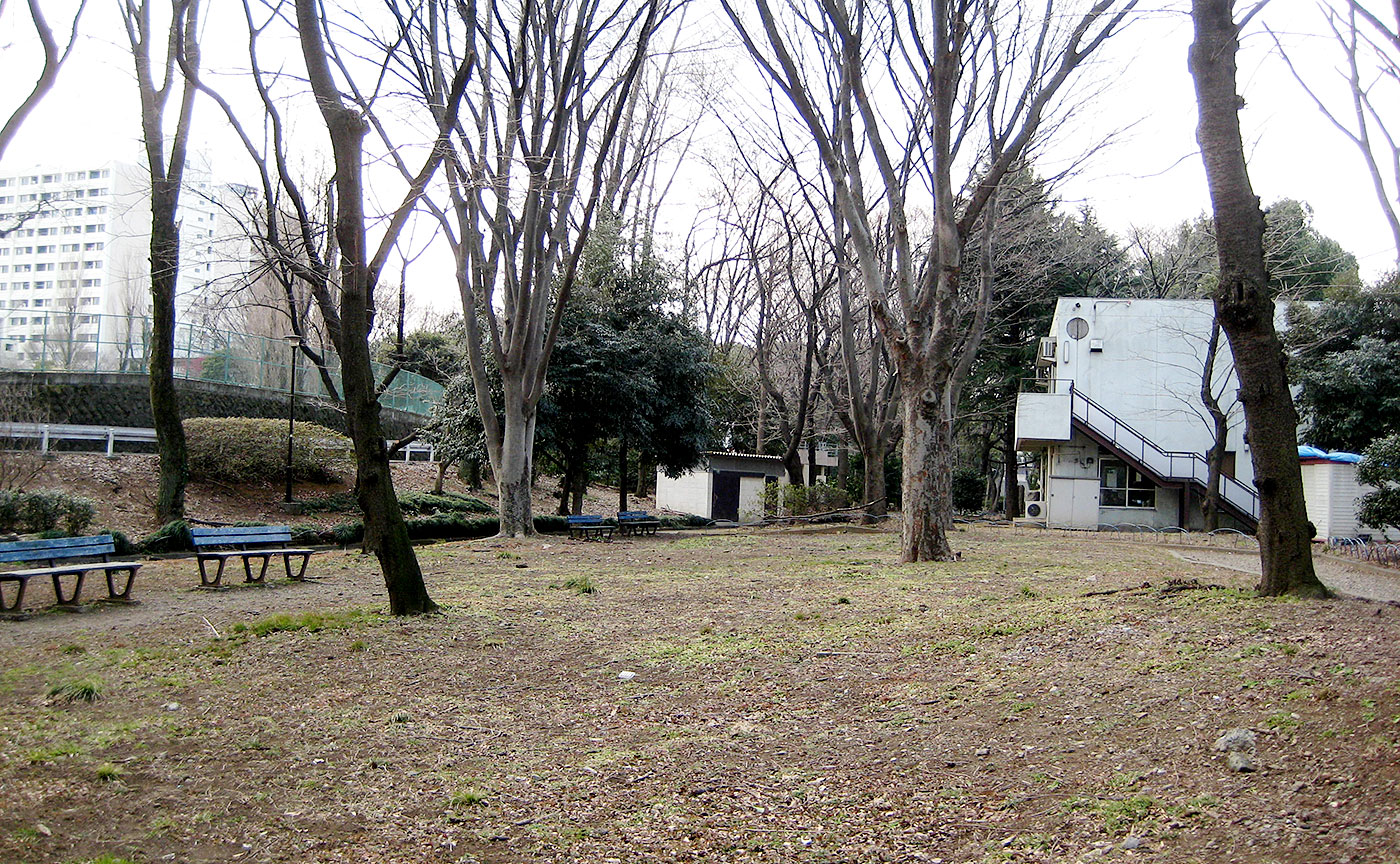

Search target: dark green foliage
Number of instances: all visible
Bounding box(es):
[298,492,359,515]
[397,492,492,516]
[96,528,135,556]
[1289,287,1400,452]
[536,214,713,506]
[185,417,352,484]
[290,524,323,545]
[1356,434,1400,531]
[0,490,97,534]
[140,520,193,553]
[659,514,709,528]
[952,468,986,511]
[329,513,574,545]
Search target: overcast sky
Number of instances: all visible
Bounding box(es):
[2,0,1394,314]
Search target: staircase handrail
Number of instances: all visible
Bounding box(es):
[1069,386,1258,519]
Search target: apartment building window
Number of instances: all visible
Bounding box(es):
[12,282,27,289]
[82,260,101,269]
[89,170,109,179]
[65,172,82,181]
[62,226,81,234]
[35,245,53,254]
[84,224,104,233]
[31,298,45,307]
[0,249,8,256]
[81,278,101,287]
[79,297,98,305]
[59,262,78,271]
[83,242,104,251]
[58,281,77,290]
[0,266,8,274]
[32,283,48,292]
[60,244,79,253]
[72,189,85,198]
[1100,459,1156,509]
[35,263,54,272]
[9,317,25,325]
[19,193,37,202]
[86,206,106,215]
[14,246,32,254]
[35,227,53,235]
[41,174,58,183]
[0,179,10,187]
[13,264,30,272]
[12,299,28,307]
[88,188,107,197]
[0,196,11,205]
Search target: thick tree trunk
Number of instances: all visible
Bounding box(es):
[836,444,850,491]
[148,178,187,523]
[1190,0,1327,597]
[496,398,536,536]
[900,384,956,562]
[636,458,650,499]
[807,438,818,485]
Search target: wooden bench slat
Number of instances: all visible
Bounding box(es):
[189,526,317,589]
[0,534,139,612]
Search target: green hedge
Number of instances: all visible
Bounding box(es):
[0,490,96,535]
[397,492,493,516]
[330,513,571,545]
[185,417,352,484]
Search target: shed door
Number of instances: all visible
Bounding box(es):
[712,471,741,522]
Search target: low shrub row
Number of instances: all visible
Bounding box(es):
[0,490,96,535]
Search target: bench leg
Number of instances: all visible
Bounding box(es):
[283,553,310,581]
[242,554,271,585]
[50,571,86,609]
[103,568,139,603]
[0,578,28,615]
[198,557,228,589]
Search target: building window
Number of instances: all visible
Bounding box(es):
[1100,459,1155,509]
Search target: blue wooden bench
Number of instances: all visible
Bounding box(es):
[616,510,661,536]
[0,535,141,616]
[566,515,614,541]
[190,525,316,589]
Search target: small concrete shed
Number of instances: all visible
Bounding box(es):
[655,451,785,522]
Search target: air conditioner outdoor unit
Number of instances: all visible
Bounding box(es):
[1025,502,1043,518]
[1035,337,1056,366]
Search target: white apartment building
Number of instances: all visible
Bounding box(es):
[0,158,241,368]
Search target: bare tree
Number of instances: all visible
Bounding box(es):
[121,0,201,523]
[0,0,86,160]
[1190,0,1328,597]
[403,0,673,537]
[723,0,1136,561]
[1272,4,1400,269]
[288,0,471,614]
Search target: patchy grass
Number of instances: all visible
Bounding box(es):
[0,525,1395,864]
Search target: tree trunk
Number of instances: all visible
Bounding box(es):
[1190,0,1328,597]
[296,0,434,614]
[836,443,850,491]
[618,433,628,512]
[496,396,536,537]
[807,438,818,485]
[900,383,956,561]
[860,436,887,525]
[636,458,650,499]
[148,179,187,523]
[434,459,451,495]
[1003,406,1019,518]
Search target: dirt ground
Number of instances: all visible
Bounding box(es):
[1,521,1398,864]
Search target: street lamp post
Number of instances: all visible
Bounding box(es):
[284,333,304,504]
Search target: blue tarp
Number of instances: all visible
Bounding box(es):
[1299,445,1363,464]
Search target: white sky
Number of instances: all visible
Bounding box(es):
[2,0,1395,315]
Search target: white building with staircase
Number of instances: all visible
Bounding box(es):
[1014,298,1261,532]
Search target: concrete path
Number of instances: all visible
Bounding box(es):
[1170,547,1400,603]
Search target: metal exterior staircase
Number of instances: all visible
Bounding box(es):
[1068,387,1259,528]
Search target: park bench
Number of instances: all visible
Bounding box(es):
[191,525,317,589]
[616,510,662,537]
[566,515,614,541]
[0,534,141,616]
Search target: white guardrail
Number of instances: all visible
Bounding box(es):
[0,422,436,462]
